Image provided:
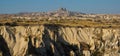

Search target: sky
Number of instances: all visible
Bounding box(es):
[0,0,120,14]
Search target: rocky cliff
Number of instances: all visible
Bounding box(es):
[0,25,120,56]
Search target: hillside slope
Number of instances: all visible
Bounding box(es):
[0,25,120,56]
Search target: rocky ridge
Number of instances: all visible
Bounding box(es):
[0,25,120,56]
[0,8,120,56]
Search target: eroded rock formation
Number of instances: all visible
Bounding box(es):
[0,25,120,56]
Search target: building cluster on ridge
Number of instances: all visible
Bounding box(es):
[0,8,120,21]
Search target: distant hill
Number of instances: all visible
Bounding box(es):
[16,8,86,17]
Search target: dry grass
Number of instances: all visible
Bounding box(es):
[0,18,120,28]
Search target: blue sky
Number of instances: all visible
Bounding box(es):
[0,0,120,14]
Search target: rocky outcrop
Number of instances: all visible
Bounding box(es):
[0,25,120,56]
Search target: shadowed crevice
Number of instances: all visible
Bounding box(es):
[0,35,11,56]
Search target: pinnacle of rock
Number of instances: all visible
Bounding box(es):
[57,8,67,12]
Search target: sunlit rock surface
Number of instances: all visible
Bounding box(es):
[0,25,120,56]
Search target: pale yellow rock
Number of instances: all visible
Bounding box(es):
[0,25,119,56]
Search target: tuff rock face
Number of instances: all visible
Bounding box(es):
[0,25,120,56]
